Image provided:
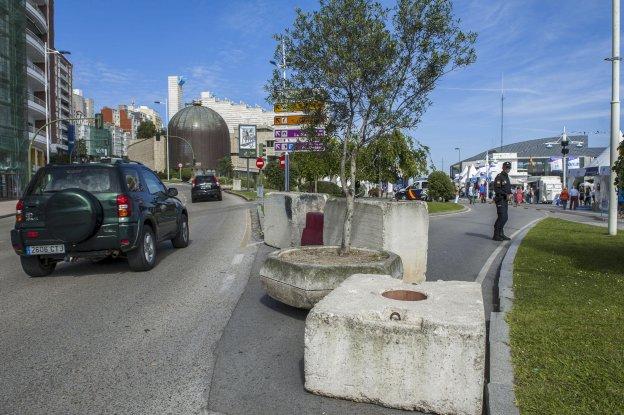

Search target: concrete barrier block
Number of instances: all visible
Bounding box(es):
[323,199,428,283]
[305,274,485,414]
[263,192,328,249]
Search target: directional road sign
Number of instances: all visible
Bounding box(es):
[274,128,325,138]
[273,115,309,126]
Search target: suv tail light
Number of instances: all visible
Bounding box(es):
[16,199,24,223]
[193,178,197,186]
[116,194,131,218]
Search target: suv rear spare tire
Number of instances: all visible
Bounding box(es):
[127,224,157,272]
[45,188,103,243]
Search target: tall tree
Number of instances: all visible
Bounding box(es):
[136,120,157,140]
[266,0,476,253]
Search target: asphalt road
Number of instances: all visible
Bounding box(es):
[0,187,257,414]
[207,201,546,415]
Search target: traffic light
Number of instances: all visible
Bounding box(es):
[95,113,103,129]
[561,135,569,156]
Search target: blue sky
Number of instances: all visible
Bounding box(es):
[56,0,616,170]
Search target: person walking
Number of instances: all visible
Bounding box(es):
[514,186,524,207]
[468,183,475,204]
[569,186,580,210]
[560,187,570,210]
[479,182,487,203]
[493,162,513,241]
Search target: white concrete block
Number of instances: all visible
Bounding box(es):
[323,199,428,283]
[305,274,485,415]
[233,179,241,191]
[263,192,328,249]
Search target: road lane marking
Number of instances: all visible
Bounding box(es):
[218,274,236,294]
[231,254,244,266]
[476,214,547,284]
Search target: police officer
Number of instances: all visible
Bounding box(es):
[493,161,513,241]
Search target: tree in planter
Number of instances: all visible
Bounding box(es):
[427,170,454,201]
[136,120,157,140]
[266,0,476,254]
[217,155,234,178]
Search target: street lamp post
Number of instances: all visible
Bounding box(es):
[154,100,170,181]
[168,135,196,168]
[608,0,620,235]
[270,37,290,191]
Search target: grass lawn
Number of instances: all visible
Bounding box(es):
[508,218,624,415]
[426,201,464,214]
[226,189,258,201]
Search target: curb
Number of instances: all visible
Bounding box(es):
[429,204,470,217]
[0,213,13,220]
[486,218,544,415]
[223,189,256,202]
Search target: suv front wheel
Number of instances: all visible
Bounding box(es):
[127,224,157,272]
[20,256,57,278]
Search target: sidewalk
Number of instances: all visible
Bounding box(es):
[0,199,16,219]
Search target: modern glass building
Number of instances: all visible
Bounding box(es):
[0,0,27,199]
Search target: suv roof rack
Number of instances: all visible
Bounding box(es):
[97,157,143,165]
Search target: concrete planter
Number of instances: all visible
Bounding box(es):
[263,192,328,249]
[305,274,486,415]
[259,246,403,309]
[323,199,429,284]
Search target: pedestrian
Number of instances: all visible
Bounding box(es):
[560,187,569,210]
[514,186,524,207]
[493,162,513,241]
[535,187,540,204]
[468,183,476,204]
[569,186,580,210]
[479,182,487,203]
[525,186,531,204]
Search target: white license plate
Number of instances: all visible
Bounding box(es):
[26,245,65,255]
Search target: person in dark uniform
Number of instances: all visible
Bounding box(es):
[493,162,513,241]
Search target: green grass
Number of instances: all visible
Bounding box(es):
[227,189,258,201]
[508,218,624,415]
[426,201,463,214]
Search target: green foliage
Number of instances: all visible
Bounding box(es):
[157,171,168,180]
[614,141,624,190]
[426,201,462,214]
[265,0,476,250]
[427,170,454,201]
[508,219,624,415]
[218,176,233,185]
[305,180,343,197]
[265,160,298,191]
[291,138,341,183]
[76,139,87,158]
[136,120,157,140]
[217,156,234,178]
[357,130,429,182]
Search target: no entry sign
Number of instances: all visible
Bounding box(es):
[256,157,265,169]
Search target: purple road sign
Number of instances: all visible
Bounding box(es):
[274,129,325,138]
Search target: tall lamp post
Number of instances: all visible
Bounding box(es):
[270,37,290,191]
[608,0,620,235]
[44,44,71,163]
[454,147,461,177]
[154,100,169,181]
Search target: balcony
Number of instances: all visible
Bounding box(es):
[26,61,45,87]
[27,93,47,117]
[25,0,48,33]
[28,125,47,148]
[26,28,45,58]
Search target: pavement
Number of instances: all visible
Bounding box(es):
[0,188,258,414]
[0,199,16,218]
[206,201,546,415]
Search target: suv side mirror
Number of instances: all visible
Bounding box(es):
[166,187,178,197]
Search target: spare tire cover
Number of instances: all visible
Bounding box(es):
[45,188,103,243]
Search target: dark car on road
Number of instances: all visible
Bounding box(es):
[191,174,222,203]
[11,159,189,277]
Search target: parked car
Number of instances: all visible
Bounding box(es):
[11,159,189,277]
[395,185,428,201]
[191,174,222,202]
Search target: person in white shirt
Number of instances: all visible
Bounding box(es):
[569,187,580,210]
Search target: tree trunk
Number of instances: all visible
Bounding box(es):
[314,176,318,193]
[340,153,357,255]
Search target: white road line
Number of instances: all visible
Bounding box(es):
[231,253,244,266]
[475,215,546,284]
[218,274,236,294]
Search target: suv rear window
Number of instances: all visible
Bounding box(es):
[28,166,121,195]
[195,175,217,184]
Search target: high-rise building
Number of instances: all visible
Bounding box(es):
[51,51,72,154]
[200,91,274,133]
[130,105,163,129]
[0,0,27,198]
[167,75,184,120]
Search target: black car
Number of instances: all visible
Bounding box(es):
[395,185,427,201]
[11,160,189,277]
[191,175,222,202]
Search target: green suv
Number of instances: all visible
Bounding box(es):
[11,160,189,277]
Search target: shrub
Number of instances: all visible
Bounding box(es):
[305,181,343,197]
[427,171,455,202]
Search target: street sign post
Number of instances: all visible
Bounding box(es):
[274,102,323,113]
[274,115,309,126]
[256,157,265,169]
[273,128,325,138]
